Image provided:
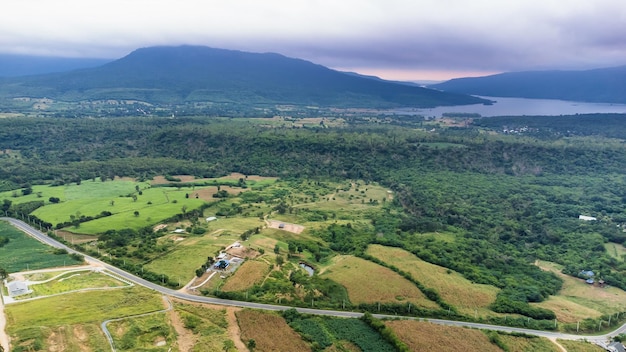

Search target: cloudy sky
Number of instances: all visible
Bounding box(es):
[2,0,625,80]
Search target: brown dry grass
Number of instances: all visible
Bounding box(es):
[321,255,440,309]
[498,335,560,352]
[385,320,502,352]
[557,339,605,352]
[56,231,98,244]
[222,260,270,292]
[236,309,310,352]
[366,245,499,315]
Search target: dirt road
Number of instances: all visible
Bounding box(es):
[0,295,10,352]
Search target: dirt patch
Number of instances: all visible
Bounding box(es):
[267,220,304,234]
[55,231,98,244]
[226,307,247,351]
[151,175,199,184]
[190,186,246,201]
[226,246,259,259]
[222,260,270,292]
[153,224,168,231]
[168,305,197,351]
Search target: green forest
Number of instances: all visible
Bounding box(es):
[2,113,626,325]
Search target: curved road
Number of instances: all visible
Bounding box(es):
[3,217,625,345]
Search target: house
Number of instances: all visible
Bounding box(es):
[278,223,285,229]
[580,270,595,278]
[216,252,227,260]
[214,260,230,270]
[7,280,30,297]
[206,216,217,222]
[579,215,597,221]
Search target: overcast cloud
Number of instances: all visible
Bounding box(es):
[1,0,625,80]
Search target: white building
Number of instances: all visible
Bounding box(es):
[579,215,597,221]
[7,280,30,297]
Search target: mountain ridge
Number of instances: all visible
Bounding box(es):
[0,45,487,108]
[430,66,626,104]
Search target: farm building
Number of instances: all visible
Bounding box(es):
[7,280,30,297]
[206,216,217,222]
[217,252,227,260]
[579,215,597,221]
[214,260,230,270]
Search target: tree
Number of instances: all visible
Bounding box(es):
[246,339,256,351]
[49,197,60,204]
[134,211,140,217]
[0,267,7,280]
[276,255,284,266]
[274,244,280,254]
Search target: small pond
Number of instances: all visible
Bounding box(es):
[299,262,314,276]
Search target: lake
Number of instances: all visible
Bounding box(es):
[391,96,626,117]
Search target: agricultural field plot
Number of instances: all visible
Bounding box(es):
[170,301,236,352]
[0,221,82,273]
[36,186,207,234]
[497,334,560,352]
[384,320,502,352]
[236,309,310,352]
[534,260,626,322]
[288,315,396,352]
[145,233,235,282]
[150,172,277,188]
[10,269,130,301]
[320,255,440,309]
[366,244,500,316]
[4,286,163,351]
[557,339,605,352]
[108,312,175,351]
[221,260,270,292]
[605,242,626,261]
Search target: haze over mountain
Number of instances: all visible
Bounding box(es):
[430,66,626,104]
[0,45,487,108]
[0,54,111,77]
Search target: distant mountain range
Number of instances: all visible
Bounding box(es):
[0,46,487,108]
[0,54,111,77]
[430,66,626,104]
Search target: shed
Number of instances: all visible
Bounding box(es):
[206,216,217,222]
[216,252,227,260]
[7,281,30,297]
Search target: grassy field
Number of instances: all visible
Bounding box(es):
[534,260,626,322]
[13,270,129,300]
[145,234,231,284]
[172,301,236,352]
[497,334,560,352]
[385,320,502,352]
[221,259,270,292]
[366,244,500,315]
[320,255,440,309]
[108,312,175,351]
[35,185,207,234]
[605,242,626,262]
[0,221,82,273]
[557,339,605,352]
[4,286,163,351]
[236,309,310,352]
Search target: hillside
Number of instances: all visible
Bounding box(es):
[430,66,626,103]
[0,45,487,108]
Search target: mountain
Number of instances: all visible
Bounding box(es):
[430,66,626,104]
[0,45,488,108]
[0,54,111,77]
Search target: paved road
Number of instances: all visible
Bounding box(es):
[3,217,624,344]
